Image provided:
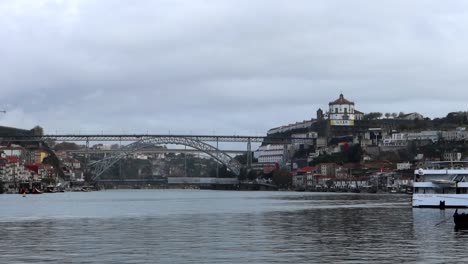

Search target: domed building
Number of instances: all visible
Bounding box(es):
[328,94,363,126]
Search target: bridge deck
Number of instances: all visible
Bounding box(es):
[1,134,313,144]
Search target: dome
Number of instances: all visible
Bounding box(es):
[329,94,354,105]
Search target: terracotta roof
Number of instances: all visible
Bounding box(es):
[329,94,354,105]
[6,156,19,163]
[298,166,315,173]
[316,162,337,166]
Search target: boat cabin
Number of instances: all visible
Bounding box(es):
[414,162,468,195]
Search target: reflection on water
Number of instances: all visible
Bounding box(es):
[0,190,467,263]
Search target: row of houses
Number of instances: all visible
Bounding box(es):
[291,163,413,191]
[267,120,316,135]
[291,163,355,189]
[383,127,468,147]
[256,128,468,174]
[0,146,87,184]
[0,156,53,183]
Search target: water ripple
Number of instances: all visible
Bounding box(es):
[0,191,466,263]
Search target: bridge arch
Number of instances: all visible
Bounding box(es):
[87,136,242,180]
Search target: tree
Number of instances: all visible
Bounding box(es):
[325,179,334,189]
[272,168,292,188]
[363,112,383,120]
[247,170,258,180]
[385,113,391,119]
[54,142,81,151]
[391,113,398,119]
[346,144,363,163]
[212,165,236,178]
[238,168,248,181]
[398,112,406,118]
[233,152,257,165]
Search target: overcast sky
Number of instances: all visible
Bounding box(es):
[1,0,468,135]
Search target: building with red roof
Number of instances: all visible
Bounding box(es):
[328,94,363,126]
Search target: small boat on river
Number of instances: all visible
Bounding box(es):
[453,209,468,229]
[31,188,43,194]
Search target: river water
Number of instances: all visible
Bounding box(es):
[0,190,467,263]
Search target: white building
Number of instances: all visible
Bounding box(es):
[256,144,286,164]
[94,144,112,150]
[381,133,408,147]
[328,94,363,126]
[406,131,440,142]
[399,112,424,120]
[267,120,315,135]
[443,152,462,162]
[291,132,317,147]
[397,163,411,170]
[392,133,407,141]
[441,128,468,141]
[329,94,356,121]
[293,174,306,189]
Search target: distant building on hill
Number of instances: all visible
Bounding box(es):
[256,144,286,164]
[443,152,462,162]
[0,126,36,137]
[267,120,315,135]
[399,112,424,120]
[328,93,363,126]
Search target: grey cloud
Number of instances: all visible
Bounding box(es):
[1,0,468,134]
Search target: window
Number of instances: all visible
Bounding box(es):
[335,108,339,113]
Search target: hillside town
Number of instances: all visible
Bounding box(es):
[1,93,468,193]
[254,93,468,192]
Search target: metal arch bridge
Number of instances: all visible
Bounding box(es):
[87,136,244,181]
[1,134,313,181]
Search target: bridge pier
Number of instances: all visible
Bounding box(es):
[247,138,252,170]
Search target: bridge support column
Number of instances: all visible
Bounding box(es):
[216,137,219,178]
[247,138,252,169]
[85,139,90,181]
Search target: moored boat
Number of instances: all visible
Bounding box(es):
[413,161,468,208]
[453,209,468,229]
[31,188,43,194]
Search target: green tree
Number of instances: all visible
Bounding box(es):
[346,144,363,163]
[54,142,81,151]
[272,168,292,188]
[238,168,248,181]
[326,179,334,189]
[363,112,383,120]
[234,152,257,165]
[247,170,258,180]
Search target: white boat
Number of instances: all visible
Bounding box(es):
[413,162,468,208]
